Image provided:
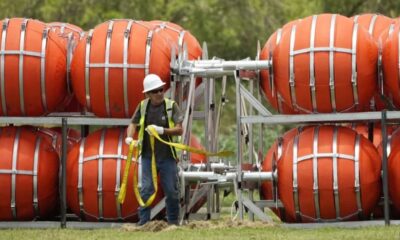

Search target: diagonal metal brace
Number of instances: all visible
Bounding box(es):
[240,84,272,116]
[242,196,273,222]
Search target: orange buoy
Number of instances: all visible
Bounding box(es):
[66,127,163,221]
[150,21,202,60]
[71,19,174,118]
[381,24,400,108]
[0,18,67,116]
[369,127,400,219]
[260,126,308,222]
[348,123,397,148]
[260,20,301,114]
[351,14,395,41]
[351,14,396,111]
[386,129,400,214]
[49,22,85,113]
[0,127,59,220]
[378,22,397,108]
[189,135,206,164]
[273,14,378,113]
[149,21,204,92]
[278,125,381,222]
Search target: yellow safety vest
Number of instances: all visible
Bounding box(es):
[138,98,178,160]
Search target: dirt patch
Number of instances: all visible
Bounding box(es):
[122,219,274,232]
[122,221,179,232]
[187,220,274,229]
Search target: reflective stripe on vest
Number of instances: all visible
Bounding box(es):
[138,98,178,159]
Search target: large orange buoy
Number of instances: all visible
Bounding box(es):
[378,22,397,109]
[150,21,202,61]
[71,19,174,118]
[385,128,400,157]
[149,21,203,92]
[351,14,396,111]
[260,126,308,221]
[348,123,397,148]
[370,127,400,219]
[0,18,67,116]
[386,129,400,215]
[351,14,395,41]
[260,20,300,114]
[66,127,163,222]
[189,135,206,164]
[278,125,381,222]
[273,14,378,113]
[0,127,59,220]
[381,24,400,108]
[49,22,85,113]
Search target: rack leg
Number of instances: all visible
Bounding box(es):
[60,118,67,228]
[381,110,390,226]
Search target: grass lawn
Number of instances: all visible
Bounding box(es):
[1,223,400,240]
[1,194,399,239]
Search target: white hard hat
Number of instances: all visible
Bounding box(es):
[142,74,166,93]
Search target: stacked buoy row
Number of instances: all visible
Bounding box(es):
[0,18,202,117]
[0,18,203,221]
[0,126,205,221]
[259,13,400,223]
[259,13,400,114]
[0,126,80,220]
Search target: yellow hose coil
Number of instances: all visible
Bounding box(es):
[118,126,234,206]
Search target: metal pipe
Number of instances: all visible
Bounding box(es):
[173,59,271,77]
[191,162,233,171]
[242,172,275,181]
[183,68,237,77]
[180,171,219,181]
[179,171,275,182]
[187,60,270,70]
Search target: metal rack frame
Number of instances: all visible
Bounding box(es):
[171,42,396,225]
[0,42,396,228]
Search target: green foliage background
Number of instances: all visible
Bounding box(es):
[0,0,400,161]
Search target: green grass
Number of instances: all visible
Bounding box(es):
[1,225,400,240]
[1,193,398,240]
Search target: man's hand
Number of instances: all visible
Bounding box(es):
[125,137,140,147]
[125,137,133,145]
[146,124,164,135]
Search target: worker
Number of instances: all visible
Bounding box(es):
[125,74,183,226]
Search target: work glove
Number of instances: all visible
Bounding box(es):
[146,124,164,135]
[125,137,140,147]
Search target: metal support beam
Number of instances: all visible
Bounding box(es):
[60,117,67,228]
[381,110,390,226]
[242,196,272,222]
[150,197,166,220]
[235,70,244,220]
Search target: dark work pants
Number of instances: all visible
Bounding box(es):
[138,156,179,225]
